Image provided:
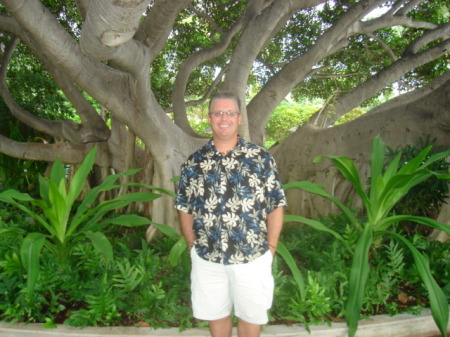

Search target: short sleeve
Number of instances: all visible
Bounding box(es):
[265,155,287,212]
[175,163,192,214]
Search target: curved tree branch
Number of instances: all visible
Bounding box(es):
[0,14,21,35]
[404,23,450,55]
[248,0,384,144]
[79,0,150,76]
[2,0,135,120]
[395,0,427,17]
[308,38,450,127]
[367,32,397,61]
[225,0,320,141]
[188,4,224,37]
[171,10,244,136]
[0,15,110,144]
[367,70,450,116]
[359,15,437,33]
[0,38,85,143]
[135,0,193,60]
[74,0,89,20]
[166,65,228,114]
[0,134,112,166]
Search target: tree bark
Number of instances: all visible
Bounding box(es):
[274,74,450,218]
[0,0,449,237]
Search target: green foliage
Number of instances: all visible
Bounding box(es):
[0,147,173,298]
[1,200,449,329]
[364,239,405,314]
[65,274,122,327]
[0,215,193,328]
[284,272,333,326]
[333,108,366,125]
[0,99,47,193]
[272,215,449,327]
[4,44,76,122]
[265,101,319,146]
[385,136,449,236]
[151,1,247,106]
[284,134,450,337]
[264,101,366,148]
[0,153,46,194]
[190,120,211,137]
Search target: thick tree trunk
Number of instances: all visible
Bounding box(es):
[1,0,449,239]
[274,76,450,220]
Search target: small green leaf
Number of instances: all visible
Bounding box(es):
[284,214,346,244]
[277,241,305,300]
[383,152,401,181]
[20,233,46,295]
[67,147,97,205]
[49,156,65,186]
[379,215,450,236]
[0,189,34,202]
[0,228,14,235]
[114,191,162,202]
[168,237,188,267]
[315,155,369,207]
[152,222,181,240]
[398,145,432,174]
[85,231,113,262]
[43,318,57,329]
[38,175,50,204]
[101,214,152,227]
[283,181,360,231]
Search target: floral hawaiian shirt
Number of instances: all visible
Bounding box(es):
[175,136,287,265]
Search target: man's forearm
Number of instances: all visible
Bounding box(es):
[266,206,284,254]
[178,210,195,247]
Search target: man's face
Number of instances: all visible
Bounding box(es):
[208,98,242,141]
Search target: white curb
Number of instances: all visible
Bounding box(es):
[0,307,449,337]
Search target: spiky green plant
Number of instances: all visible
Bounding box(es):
[0,147,174,297]
[284,134,450,337]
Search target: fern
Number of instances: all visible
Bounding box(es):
[65,273,121,327]
[385,240,405,277]
[113,258,145,292]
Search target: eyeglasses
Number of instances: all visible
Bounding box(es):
[209,110,240,118]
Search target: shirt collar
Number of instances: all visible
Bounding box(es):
[208,136,244,155]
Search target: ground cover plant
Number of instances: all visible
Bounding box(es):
[0,136,449,336]
[0,206,449,332]
[0,217,194,329]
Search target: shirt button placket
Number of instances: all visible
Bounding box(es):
[218,160,227,263]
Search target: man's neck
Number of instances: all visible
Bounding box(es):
[213,136,239,154]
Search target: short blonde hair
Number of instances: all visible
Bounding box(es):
[209,91,241,112]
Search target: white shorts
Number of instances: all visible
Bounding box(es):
[190,249,274,325]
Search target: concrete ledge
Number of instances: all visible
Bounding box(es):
[1,307,449,337]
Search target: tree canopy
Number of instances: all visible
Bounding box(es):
[0,0,449,234]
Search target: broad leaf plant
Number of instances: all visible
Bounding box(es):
[0,147,174,297]
[284,134,450,337]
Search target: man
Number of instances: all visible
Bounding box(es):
[175,91,286,337]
